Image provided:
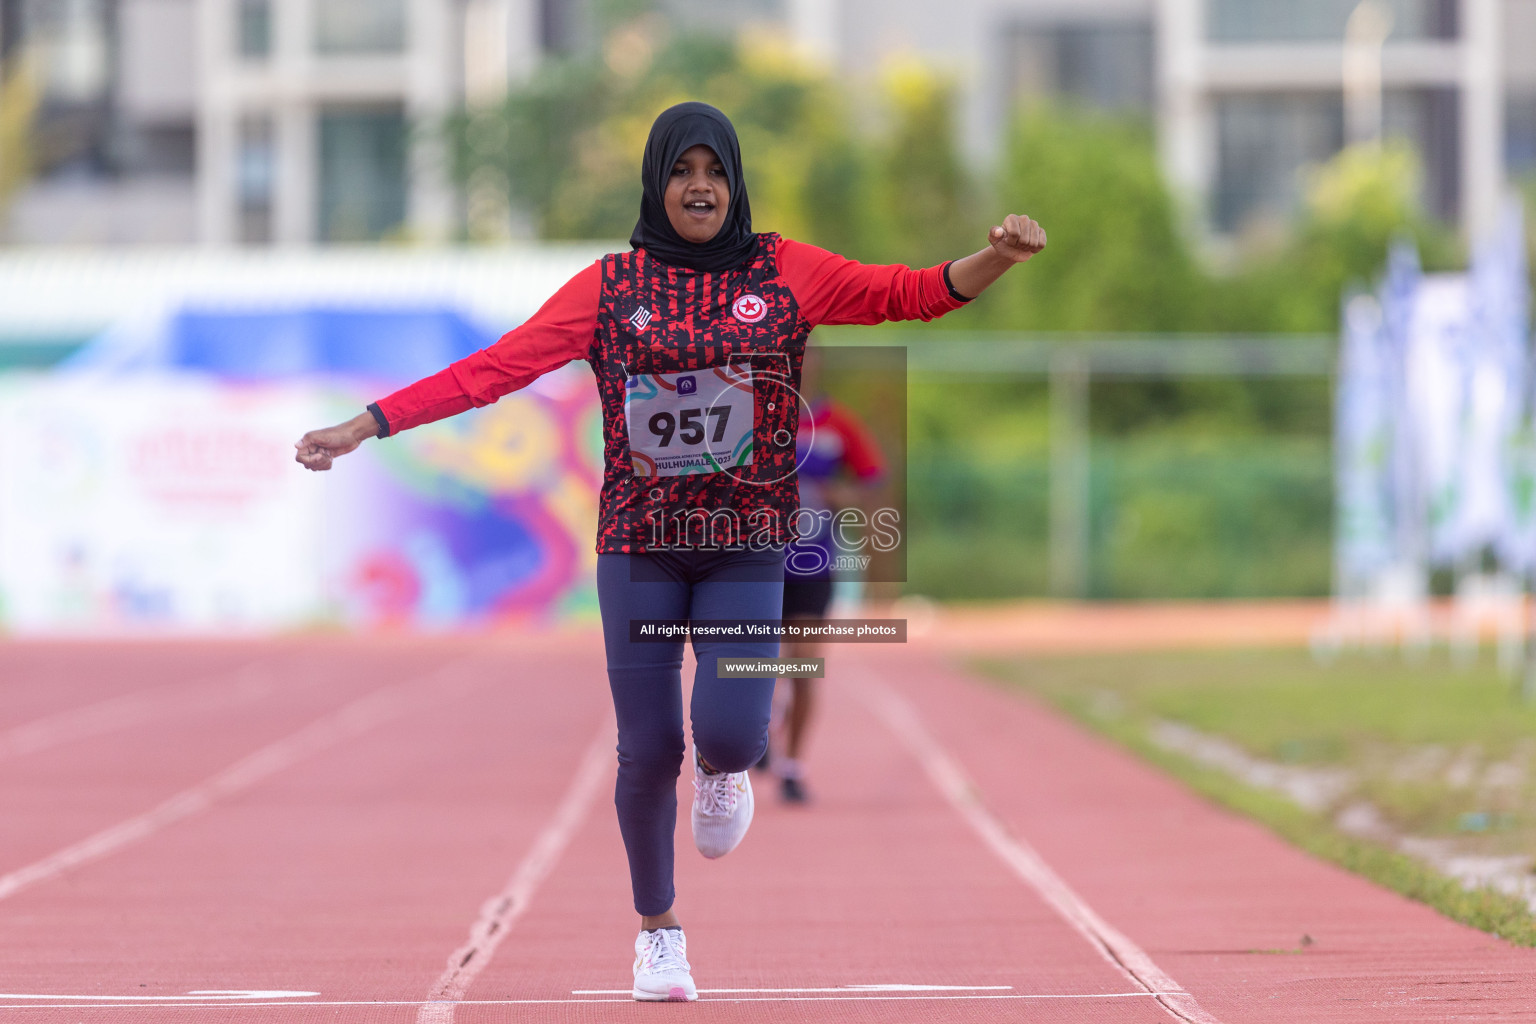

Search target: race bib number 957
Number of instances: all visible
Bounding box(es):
[624,364,755,477]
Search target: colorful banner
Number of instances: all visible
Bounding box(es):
[1379,241,1422,568]
[1479,201,1536,571]
[1334,293,1397,591]
[1404,273,1472,566]
[326,364,602,629]
[1332,202,1533,594]
[0,368,603,634]
[0,376,328,632]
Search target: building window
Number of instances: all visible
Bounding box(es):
[237,0,271,58]
[315,0,406,55]
[237,114,275,244]
[1213,88,1458,231]
[16,0,113,176]
[128,124,196,176]
[539,0,580,54]
[32,0,111,103]
[1214,92,1343,231]
[1206,0,1457,42]
[1006,21,1154,113]
[317,105,407,242]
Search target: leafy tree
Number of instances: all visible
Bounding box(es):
[957,103,1206,333]
[1216,141,1461,333]
[441,31,1486,600]
[861,61,975,267]
[446,31,871,246]
[448,33,1461,340]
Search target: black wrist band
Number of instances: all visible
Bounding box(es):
[942,261,974,303]
[367,403,391,438]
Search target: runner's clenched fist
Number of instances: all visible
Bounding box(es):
[988,214,1046,262]
[294,412,380,471]
[946,212,1048,299]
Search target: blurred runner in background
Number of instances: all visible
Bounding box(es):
[772,343,885,803]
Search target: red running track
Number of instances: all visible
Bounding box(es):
[1,635,1533,1023]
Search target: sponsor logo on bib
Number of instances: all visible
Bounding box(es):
[676,375,697,396]
[731,294,766,324]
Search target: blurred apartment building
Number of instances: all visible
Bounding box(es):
[0,0,1532,246]
[790,0,1535,240]
[0,0,473,245]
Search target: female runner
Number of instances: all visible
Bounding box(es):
[295,101,1045,1001]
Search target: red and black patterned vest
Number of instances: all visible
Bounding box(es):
[588,234,809,553]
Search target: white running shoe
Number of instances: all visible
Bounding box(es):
[691,748,754,859]
[632,927,698,1001]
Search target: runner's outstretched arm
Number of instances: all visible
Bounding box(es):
[944,214,1047,301]
[292,265,599,471]
[776,213,1045,328]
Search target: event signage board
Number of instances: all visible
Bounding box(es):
[0,376,327,631]
[0,369,603,633]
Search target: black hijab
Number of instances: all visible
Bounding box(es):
[629,102,757,273]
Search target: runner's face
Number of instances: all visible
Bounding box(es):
[664,145,730,244]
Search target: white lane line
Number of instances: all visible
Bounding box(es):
[415,718,614,1024]
[855,670,1225,1024]
[573,984,1014,993]
[0,991,318,1001]
[0,658,479,903]
[0,992,1177,1008]
[0,661,277,760]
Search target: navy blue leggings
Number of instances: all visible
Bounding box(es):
[597,548,783,916]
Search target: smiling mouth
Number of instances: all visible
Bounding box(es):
[684,201,716,214]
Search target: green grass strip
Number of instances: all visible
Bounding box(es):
[996,672,1536,948]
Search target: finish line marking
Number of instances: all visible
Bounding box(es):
[855,669,1225,1024]
[0,992,1179,1009]
[415,718,614,1024]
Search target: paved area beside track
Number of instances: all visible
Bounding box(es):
[2,632,1533,1022]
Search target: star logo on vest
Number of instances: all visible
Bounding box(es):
[731,294,766,324]
[629,306,654,331]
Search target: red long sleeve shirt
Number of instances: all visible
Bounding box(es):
[373,237,967,434]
